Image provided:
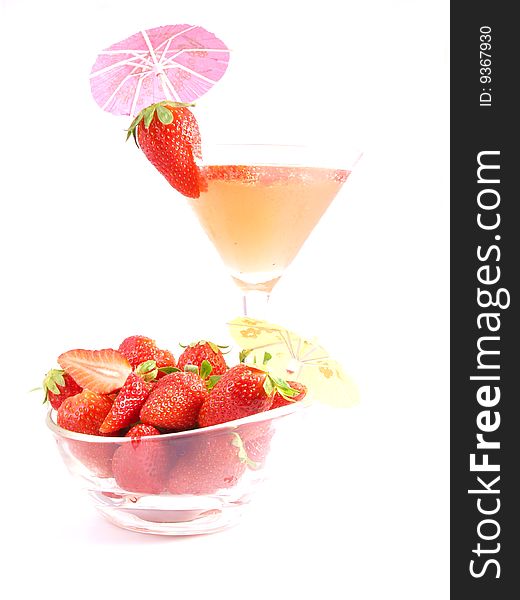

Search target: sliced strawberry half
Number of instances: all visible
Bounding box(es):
[58,349,132,394]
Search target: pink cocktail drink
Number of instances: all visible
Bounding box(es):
[190,165,350,293]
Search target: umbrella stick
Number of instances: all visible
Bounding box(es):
[140,29,179,102]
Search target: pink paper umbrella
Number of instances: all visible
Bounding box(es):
[90,24,230,116]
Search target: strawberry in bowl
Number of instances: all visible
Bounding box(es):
[43,331,309,535]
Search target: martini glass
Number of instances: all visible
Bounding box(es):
[187,144,362,317]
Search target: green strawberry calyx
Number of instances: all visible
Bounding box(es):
[136,360,183,381]
[263,373,301,402]
[240,350,272,366]
[239,349,252,363]
[206,374,222,391]
[126,101,195,146]
[199,359,213,379]
[183,360,222,391]
[42,369,66,403]
[238,352,299,401]
[158,366,181,376]
[206,341,230,355]
[180,340,230,355]
[135,360,160,382]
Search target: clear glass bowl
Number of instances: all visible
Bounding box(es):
[46,400,310,535]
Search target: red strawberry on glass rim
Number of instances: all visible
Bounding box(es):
[127,101,202,198]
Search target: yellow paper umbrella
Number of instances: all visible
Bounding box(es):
[227,317,359,408]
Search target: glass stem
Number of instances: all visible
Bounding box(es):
[242,290,271,319]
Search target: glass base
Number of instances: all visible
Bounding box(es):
[89,491,247,536]
[231,274,281,294]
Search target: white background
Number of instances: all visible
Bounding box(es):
[0,1,449,598]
